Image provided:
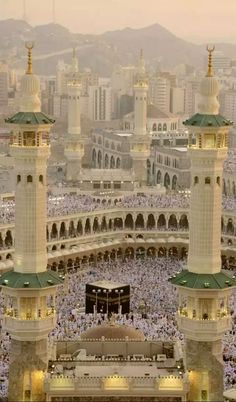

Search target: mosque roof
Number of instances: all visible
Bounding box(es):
[0,270,64,289]
[183,113,233,128]
[81,322,145,341]
[169,270,236,290]
[5,112,55,125]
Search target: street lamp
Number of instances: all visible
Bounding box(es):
[103,289,112,316]
[92,289,101,317]
[115,289,124,315]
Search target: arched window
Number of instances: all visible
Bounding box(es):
[152,123,157,131]
[163,123,167,131]
[27,175,33,183]
[39,175,43,183]
[216,176,220,186]
[158,123,162,131]
[17,175,21,183]
[205,177,211,184]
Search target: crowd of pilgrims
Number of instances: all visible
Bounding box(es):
[0,192,236,225]
[0,257,236,398]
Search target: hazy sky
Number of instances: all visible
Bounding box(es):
[1,0,236,43]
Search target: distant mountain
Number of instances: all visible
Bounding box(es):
[0,19,236,75]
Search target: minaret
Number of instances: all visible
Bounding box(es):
[0,43,63,402]
[64,49,84,182]
[169,47,236,402]
[130,50,150,187]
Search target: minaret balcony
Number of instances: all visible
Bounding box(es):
[2,314,57,341]
[177,314,231,341]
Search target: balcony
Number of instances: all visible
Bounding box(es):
[3,315,57,341]
[177,314,231,341]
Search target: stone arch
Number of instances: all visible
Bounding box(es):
[77,220,83,235]
[163,123,167,131]
[179,215,189,230]
[172,175,177,190]
[226,219,234,235]
[101,216,107,231]
[125,247,134,259]
[157,214,166,229]
[104,250,110,262]
[169,247,178,258]
[51,223,58,240]
[164,172,170,189]
[156,170,162,184]
[69,221,76,237]
[117,248,123,259]
[152,123,157,131]
[5,230,13,247]
[147,214,156,230]
[136,247,145,259]
[116,157,121,169]
[93,217,99,233]
[114,218,123,229]
[85,218,91,234]
[110,155,115,169]
[158,247,167,257]
[181,247,188,259]
[59,222,66,239]
[105,154,109,169]
[147,247,156,258]
[168,214,177,230]
[125,214,134,230]
[92,149,97,168]
[110,249,116,260]
[158,123,162,131]
[135,214,145,230]
[97,150,102,169]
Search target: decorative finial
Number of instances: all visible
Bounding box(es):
[206,45,215,77]
[25,41,34,74]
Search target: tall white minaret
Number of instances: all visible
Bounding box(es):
[170,47,236,402]
[130,50,150,187]
[0,43,63,402]
[64,49,84,181]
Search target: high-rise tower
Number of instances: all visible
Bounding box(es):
[0,43,63,402]
[64,49,85,182]
[169,47,236,402]
[130,51,150,187]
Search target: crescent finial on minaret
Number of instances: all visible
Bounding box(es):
[206,44,215,77]
[25,41,34,74]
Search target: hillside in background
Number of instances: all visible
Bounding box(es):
[0,19,236,75]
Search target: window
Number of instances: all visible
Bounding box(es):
[216,176,220,186]
[27,175,33,183]
[194,176,199,185]
[17,175,21,183]
[39,175,43,184]
[205,177,211,184]
[23,132,35,146]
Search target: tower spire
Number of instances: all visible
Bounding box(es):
[25,41,34,75]
[206,45,215,77]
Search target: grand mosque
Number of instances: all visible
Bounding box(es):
[0,41,236,402]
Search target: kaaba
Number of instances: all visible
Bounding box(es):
[85,280,130,314]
